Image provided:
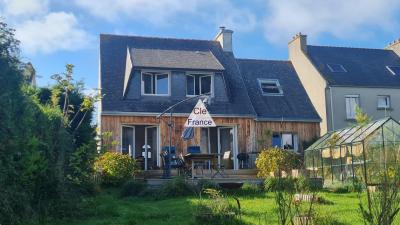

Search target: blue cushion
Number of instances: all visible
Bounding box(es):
[187,146,201,154]
[163,146,176,154]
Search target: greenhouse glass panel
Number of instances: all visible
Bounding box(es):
[304,117,400,186]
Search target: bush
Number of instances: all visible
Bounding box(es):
[194,189,243,225]
[196,179,220,193]
[255,147,301,178]
[314,212,346,225]
[265,177,297,192]
[120,180,147,197]
[158,177,194,198]
[94,152,138,185]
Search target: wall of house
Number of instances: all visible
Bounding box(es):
[101,115,320,154]
[329,86,400,130]
[255,121,320,151]
[288,35,328,134]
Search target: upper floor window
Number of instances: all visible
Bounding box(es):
[345,95,359,119]
[377,95,390,109]
[327,63,347,72]
[142,71,169,95]
[258,79,283,96]
[386,66,400,75]
[186,74,212,96]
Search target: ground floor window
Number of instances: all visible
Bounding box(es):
[272,132,299,152]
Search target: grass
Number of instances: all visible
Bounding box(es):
[55,188,397,225]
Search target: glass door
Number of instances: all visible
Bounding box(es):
[122,126,135,157]
[217,127,238,170]
[144,126,158,170]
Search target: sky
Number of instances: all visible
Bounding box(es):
[2,0,400,91]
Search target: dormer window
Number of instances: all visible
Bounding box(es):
[386,66,400,75]
[142,71,170,95]
[186,73,213,96]
[327,63,347,72]
[258,79,283,96]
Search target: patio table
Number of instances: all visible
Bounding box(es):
[184,153,217,179]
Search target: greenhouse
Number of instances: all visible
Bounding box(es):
[304,117,400,185]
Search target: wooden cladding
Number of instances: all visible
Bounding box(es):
[101,115,319,154]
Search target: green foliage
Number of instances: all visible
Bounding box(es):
[120,180,147,198]
[157,177,194,198]
[257,128,273,150]
[94,152,137,185]
[0,21,99,224]
[355,106,371,126]
[255,147,301,178]
[194,188,243,225]
[313,212,346,225]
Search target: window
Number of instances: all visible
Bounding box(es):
[345,95,359,119]
[142,72,169,95]
[258,79,283,95]
[377,95,390,109]
[186,74,212,96]
[272,133,299,152]
[327,63,347,72]
[386,66,400,75]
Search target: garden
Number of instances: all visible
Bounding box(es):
[2,19,400,225]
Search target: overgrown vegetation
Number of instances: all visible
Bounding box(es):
[0,21,98,224]
[94,152,138,185]
[255,147,302,178]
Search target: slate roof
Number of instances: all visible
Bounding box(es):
[130,48,225,70]
[100,34,255,116]
[307,45,400,87]
[237,59,320,121]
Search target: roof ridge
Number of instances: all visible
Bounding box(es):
[237,58,290,62]
[308,44,390,51]
[100,33,217,43]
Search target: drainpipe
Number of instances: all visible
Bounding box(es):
[329,86,335,131]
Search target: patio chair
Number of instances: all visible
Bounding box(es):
[212,151,230,178]
[187,146,205,177]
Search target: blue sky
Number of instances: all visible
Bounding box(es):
[2,0,400,91]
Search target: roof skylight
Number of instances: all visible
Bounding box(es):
[386,66,400,75]
[327,63,347,72]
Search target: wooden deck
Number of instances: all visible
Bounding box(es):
[137,169,263,187]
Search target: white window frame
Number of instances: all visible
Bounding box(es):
[258,79,283,96]
[327,63,347,73]
[377,95,390,109]
[386,66,400,75]
[185,72,214,97]
[345,95,360,120]
[186,74,196,97]
[141,70,170,96]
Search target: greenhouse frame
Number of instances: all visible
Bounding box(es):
[304,117,400,185]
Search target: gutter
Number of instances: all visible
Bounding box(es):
[329,86,335,130]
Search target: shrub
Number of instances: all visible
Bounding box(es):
[313,212,346,225]
[255,147,301,178]
[158,177,194,198]
[196,179,219,193]
[265,177,297,192]
[120,180,147,197]
[94,152,138,185]
[194,189,243,225]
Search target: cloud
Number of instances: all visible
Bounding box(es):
[73,0,257,32]
[0,0,92,55]
[263,0,400,44]
[0,0,48,18]
[14,12,93,54]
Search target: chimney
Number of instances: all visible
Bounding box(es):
[386,39,400,56]
[288,32,307,53]
[214,26,233,52]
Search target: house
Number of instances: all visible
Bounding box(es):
[289,33,400,133]
[99,27,320,171]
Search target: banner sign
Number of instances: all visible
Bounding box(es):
[184,99,216,127]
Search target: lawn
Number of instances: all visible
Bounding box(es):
[55,188,383,225]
